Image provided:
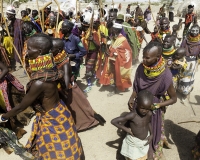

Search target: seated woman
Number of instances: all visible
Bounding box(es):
[0,33,84,160]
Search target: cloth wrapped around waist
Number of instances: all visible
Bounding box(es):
[121,132,149,160]
[26,100,82,160]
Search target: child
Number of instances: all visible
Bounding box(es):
[151,26,159,42]
[172,24,182,48]
[111,90,153,160]
[171,48,187,89]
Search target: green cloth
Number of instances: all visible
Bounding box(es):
[122,22,140,59]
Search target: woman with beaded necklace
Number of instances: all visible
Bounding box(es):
[158,17,171,42]
[162,34,176,68]
[178,25,200,100]
[0,33,84,160]
[128,42,177,159]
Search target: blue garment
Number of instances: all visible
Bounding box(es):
[63,34,87,74]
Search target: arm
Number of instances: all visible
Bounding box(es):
[0,62,8,80]
[2,80,43,120]
[158,83,177,108]
[128,90,137,111]
[171,63,182,69]
[145,112,153,146]
[75,38,87,60]
[62,62,71,90]
[140,31,148,43]
[111,112,136,135]
[194,15,198,25]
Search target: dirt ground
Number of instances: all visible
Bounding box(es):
[1,1,200,160]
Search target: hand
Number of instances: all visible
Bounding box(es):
[179,19,182,23]
[126,128,134,136]
[151,103,160,110]
[128,97,135,111]
[144,134,153,146]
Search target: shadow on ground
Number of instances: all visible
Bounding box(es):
[106,112,129,160]
[165,119,196,160]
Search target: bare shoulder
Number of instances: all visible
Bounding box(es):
[127,111,137,120]
[120,111,137,121]
[147,111,152,118]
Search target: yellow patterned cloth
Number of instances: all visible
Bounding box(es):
[26,100,82,160]
[3,36,14,58]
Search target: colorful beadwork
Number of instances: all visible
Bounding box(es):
[28,53,54,72]
[143,57,166,78]
[187,34,200,43]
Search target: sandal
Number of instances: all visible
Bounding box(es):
[83,86,92,93]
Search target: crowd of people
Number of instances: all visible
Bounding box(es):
[0,1,199,160]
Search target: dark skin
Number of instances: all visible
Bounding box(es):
[163,37,174,49]
[128,47,177,110]
[111,99,153,144]
[134,19,148,43]
[185,7,197,28]
[6,13,16,37]
[32,11,38,19]
[21,10,28,18]
[171,48,186,70]
[0,61,9,80]
[88,23,100,50]
[160,18,170,31]
[61,22,76,59]
[49,16,56,28]
[2,37,60,120]
[108,11,117,22]
[190,26,199,37]
[51,39,71,90]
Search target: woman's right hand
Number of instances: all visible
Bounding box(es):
[128,91,137,111]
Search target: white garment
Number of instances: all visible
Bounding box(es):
[121,132,149,160]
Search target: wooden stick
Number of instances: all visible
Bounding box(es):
[42,10,44,32]
[54,0,60,31]
[76,0,78,18]
[149,0,158,29]
[0,0,3,23]
[39,1,52,11]
[36,0,44,32]
[112,0,114,10]
[2,16,30,79]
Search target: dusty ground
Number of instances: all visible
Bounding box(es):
[1,1,200,160]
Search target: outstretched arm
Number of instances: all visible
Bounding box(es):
[111,112,136,135]
[0,61,8,80]
[2,80,43,120]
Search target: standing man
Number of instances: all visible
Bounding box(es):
[100,23,132,97]
[182,5,197,38]
[3,6,23,71]
[61,20,87,80]
[168,1,175,22]
[126,4,131,14]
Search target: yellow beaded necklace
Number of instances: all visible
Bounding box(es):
[28,53,54,72]
[143,57,166,78]
[187,34,200,43]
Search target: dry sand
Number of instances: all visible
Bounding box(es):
[1,1,200,160]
